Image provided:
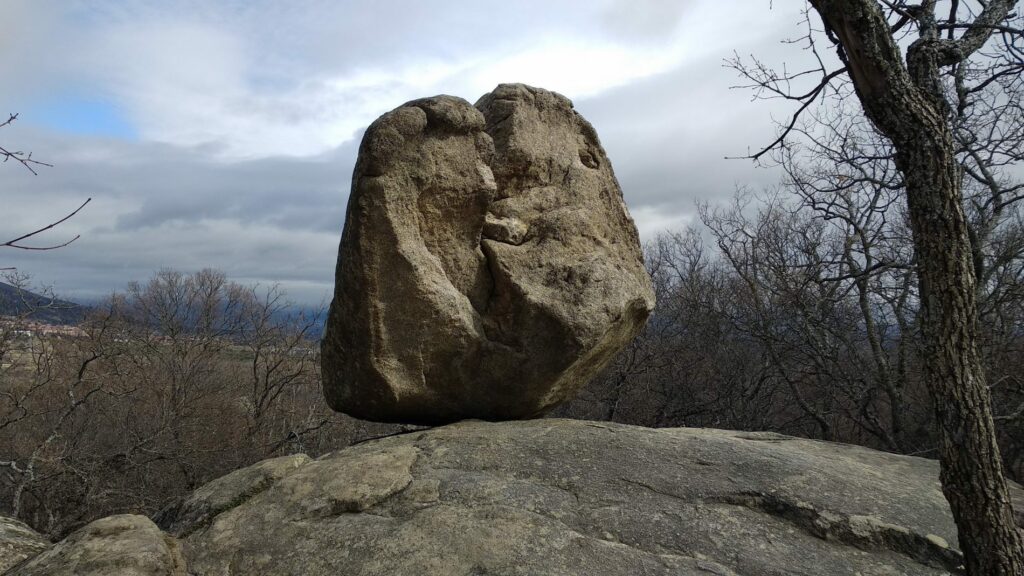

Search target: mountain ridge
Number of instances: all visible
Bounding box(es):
[0,281,87,325]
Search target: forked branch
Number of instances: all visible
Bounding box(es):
[0,114,53,176]
[2,198,92,254]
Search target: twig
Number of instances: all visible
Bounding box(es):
[2,198,92,251]
[0,114,53,176]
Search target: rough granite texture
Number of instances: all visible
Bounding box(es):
[11,420,1024,575]
[0,517,49,573]
[8,419,1017,575]
[153,453,311,537]
[8,514,185,576]
[321,84,655,424]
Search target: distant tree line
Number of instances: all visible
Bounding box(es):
[561,8,1024,570]
[557,189,1023,481]
[0,269,401,538]
[2,211,1021,539]
[560,1,1024,486]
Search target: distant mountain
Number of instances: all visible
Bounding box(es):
[0,282,88,325]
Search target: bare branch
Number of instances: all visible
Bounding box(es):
[0,114,53,176]
[2,198,92,251]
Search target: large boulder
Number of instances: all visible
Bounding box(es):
[321,84,655,424]
[8,514,185,576]
[138,419,1017,575]
[0,516,49,573]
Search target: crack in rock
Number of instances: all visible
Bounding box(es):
[708,491,964,573]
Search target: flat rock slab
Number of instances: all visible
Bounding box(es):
[151,419,1015,575]
[322,84,655,424]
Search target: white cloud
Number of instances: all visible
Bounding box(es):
[84,30,691,158]
[630,206,695,241]
[0,0,818,302]
[27,0,809,159]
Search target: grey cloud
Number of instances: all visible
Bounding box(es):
[572,7,843,226]
[3,127,357,235]
[2,54,798,306]
[2,57,805,305]
[1,127,354,304]
[56,0,640,85]
[576,56,792,222]
[600,0,691,42]
[0,1,827,304]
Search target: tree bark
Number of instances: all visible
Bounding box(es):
[808,1,1024,574]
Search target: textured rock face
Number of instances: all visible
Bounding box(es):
[22,419,1006,576]
[321,84,655,424]
[153,453,310,537]
[8,515,185,576]
[0,516,49,573]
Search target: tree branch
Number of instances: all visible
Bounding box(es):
[2,198,91,251]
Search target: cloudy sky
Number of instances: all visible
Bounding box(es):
[0,0,819,304]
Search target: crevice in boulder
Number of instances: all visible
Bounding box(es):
[708,491,964,573]
[169,474,281,538]
[619,477,692,504]
[157,455,314,539]
[163,534,189,576]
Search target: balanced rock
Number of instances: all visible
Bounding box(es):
[322,84,655,424]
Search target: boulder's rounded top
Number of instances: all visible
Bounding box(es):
[476,83,574,109]
[403,95,486,133]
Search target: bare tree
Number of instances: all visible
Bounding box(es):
[0,276,116,533]
[556,232,782,432]
[235,284,324,451]
[0,269,353,537]
[731,1,1024,571]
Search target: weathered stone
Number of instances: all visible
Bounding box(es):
[9,514,185,576]
[166,419,1016,575]
[0,516,49,573]
[322,84,655,424]
[154,453,310,537]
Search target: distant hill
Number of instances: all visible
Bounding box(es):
[0,282,87,325]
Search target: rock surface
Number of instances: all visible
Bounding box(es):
[13,419,1010,576]
[8,514,185,576]
[322,84,655,424]
[0,517,49,573]
[153,453,310,537]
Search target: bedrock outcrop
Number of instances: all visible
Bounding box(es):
[321,84,655,424]
[8,515,184,576]
[0,517,49,573]
[9,419,1023,575]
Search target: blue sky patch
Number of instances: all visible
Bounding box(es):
[28,96,137,139]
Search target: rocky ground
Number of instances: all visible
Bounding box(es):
[7,418,1020,575]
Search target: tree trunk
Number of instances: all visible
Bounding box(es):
[901,110,1024,576]
[809,1,1024,573]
